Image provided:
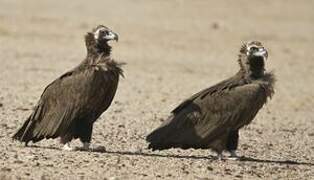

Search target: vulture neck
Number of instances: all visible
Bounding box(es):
[94,43,112,57]
[238,56,265,80]
[86,44,112,60]
[84,33,112,64]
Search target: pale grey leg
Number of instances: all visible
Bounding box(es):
[62,143,74,151]
[227,150,240,160]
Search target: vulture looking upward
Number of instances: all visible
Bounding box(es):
[146,41,275,160]
[13,25,124,151]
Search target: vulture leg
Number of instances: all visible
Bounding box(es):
[82,142,91,150]
[62,143,74,151]
[60,133,74,151]
[77,121,94,151]
[216,153,223,160]
[226,130,240,160]
[209,133,229,160]
[60,134,74,151]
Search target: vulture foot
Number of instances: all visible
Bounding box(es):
[77,143,106,152]
[215,153,224,161]
[227,150,240,160]
[62,143,74,151]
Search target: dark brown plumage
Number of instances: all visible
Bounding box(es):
[13,25,123,150]
[146,41,275,159]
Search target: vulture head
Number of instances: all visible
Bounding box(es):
[85,25,119,56]
[238,41,268,78]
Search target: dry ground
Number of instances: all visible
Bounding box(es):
[0,0,314,179]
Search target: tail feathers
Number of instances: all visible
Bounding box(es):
[146,130,173,151]
[12,117,42,145]
[147,142,172,151]
[12,117,30,140]
[146,134,187,151]
[147,133,207,151]
[146,122,208,151]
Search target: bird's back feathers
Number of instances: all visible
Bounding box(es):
[147,72,275,152]
[13,58,122,144]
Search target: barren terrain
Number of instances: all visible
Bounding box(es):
[0,0,313,179]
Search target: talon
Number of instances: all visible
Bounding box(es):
[227,156,239,160]
[75,142,91,151]
[229,150,237,157]
[82,142,90,151]
[216,153,224,160]
[227,150,240,160]
[62,143,74,151]
[76,142,106,152]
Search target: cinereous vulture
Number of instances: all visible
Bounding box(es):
[13,25,124,151]
[146,41,275,160]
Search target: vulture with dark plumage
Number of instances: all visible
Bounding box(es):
[13,25,123,151]
[146,41,275,159]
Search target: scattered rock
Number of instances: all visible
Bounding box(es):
[1,167,11,172]
[224,168,232,175]
[159,118,165,122]
[211,22,220,30]
[13,160,24,164]
[13,107,30,111]
[93,145,106,152]
[1,123,9,129]
[114,109,123,113]
[235,175,243,178]
[118,124,125,128]
[46,164,54,167]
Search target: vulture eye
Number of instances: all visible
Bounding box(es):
[250,47,259,51]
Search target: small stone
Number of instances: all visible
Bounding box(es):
[1,167,11,172]
[211,22,220,29]
[118,124,125,128]
[13,160,23,164]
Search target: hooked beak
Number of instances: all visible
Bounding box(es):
[105,31,119,42]
[253,48,268,60]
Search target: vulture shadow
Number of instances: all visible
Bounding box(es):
[98,149,215,160]
[25,145,214,160]
[25,145,314,166]
[25,144,60,150]
[238,156,314,166]
[95,149,314,166]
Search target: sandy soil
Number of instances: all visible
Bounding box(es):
[0,0,314,179]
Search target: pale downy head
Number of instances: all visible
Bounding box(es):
[238,41,268,78]
[92,25,119,43]
[85,25,119,55]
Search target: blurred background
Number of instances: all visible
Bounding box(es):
[0,0,313,179]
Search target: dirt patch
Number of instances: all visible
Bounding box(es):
[0,0,313,179]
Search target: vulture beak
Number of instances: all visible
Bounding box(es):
[105,31,119,42]
[253,48,268,60]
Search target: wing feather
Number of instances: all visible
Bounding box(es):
[147,81,268,150]
[13,66,118,143]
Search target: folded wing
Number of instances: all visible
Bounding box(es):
[147,82,267,150]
